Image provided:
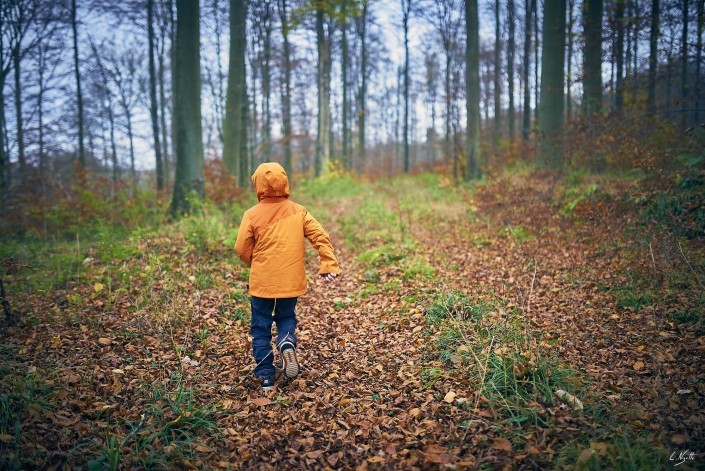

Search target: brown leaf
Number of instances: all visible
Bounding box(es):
[251,397,271,407]
[671,434,689,445]
[492,437,512,452]
[443,391,456,403]
[98,338,111,346]
[632,361,644,371]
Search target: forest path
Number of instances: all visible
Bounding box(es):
[218,206,483,468]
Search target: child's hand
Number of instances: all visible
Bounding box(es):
[320,273,338,282]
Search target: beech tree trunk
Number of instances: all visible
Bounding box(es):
[537,0,566,167]
[171,0,205,215]
[71,0,85,167]
[148,0,164,190]
[583,0,603,116]
[315,5,331,176]
[223,0,248,185]
[522,0,533,140]
[507,0,515,140]
[647,0,659,112]
[614,0,625,113]
[466,0,481,180]
[493,0,501,142]
[279,0,293,172]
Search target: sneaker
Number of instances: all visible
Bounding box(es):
[260,376,275,392]
[279,341,300,379]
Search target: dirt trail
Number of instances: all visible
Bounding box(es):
[219,228,483,468]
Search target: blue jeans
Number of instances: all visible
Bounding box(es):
[250,296,298,378]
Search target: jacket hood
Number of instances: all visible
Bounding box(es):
[252,162,291,201]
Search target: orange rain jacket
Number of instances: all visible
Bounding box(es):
[234,162,341,298]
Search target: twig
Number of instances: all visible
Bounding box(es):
[121,413,146,448]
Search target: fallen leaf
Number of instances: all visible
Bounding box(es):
[409,408,422,418]
[98,338,111,346]
[443,391,456,403]
[251,397,271,407]
[671,434,689,445]
[492,437,512,452]
[633,361,644,371]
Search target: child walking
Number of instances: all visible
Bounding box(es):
[234,162,340,391]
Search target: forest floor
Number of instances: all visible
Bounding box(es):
[1,168,704,469]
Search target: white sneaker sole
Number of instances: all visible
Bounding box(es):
[281,348,300,379]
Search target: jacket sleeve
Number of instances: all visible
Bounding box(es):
[304,211,341,275]
[234,212,254,266]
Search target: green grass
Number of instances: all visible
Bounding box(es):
[426,291,577,429]
[611,285,654,310]
[89,373,218,469]
[555,432,666,470]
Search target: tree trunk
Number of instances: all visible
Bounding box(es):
[171,0,205,215]
[262,0,272,160]
[402,0,411,173]
[522,0,532,140]
[537,0,566,167]
[148,0,164,190]
[71,0,85,167]
[614,0,625,113]
[583,0,603,116]
[13,48,25,177]
[681,0,689,128]
[533,0,539,121]
[507,0,516,140]
[126,110,136,182]
[0,75,7,211]
[357,0,368,170]
[647,0,658,112]
[315,6,331,176]
[223,0,248,186]
[466,0,481,180]
[445,53,452,169]
[696,0,703,124]
[565,0,573,121]
[279,0,293,172]
[493,0,501,142]
[159,43,170,182]
[341,0,350,170]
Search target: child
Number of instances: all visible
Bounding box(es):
[234,162,340,391]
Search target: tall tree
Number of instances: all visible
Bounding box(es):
[680,0,689,128]
[171,0,205,215]
[465,0,481,180]
[522,0,533,140]
[223,0,248,185]
[315,3,332,176]
[341,0,351,170]
[278,0,293,172]
[493,0,501,142]
[261,0,272,160]
[583,0,603,116]
[614,0,625,113]
[647,0,658,112]
[356,0,369,169]
[507,0,516,140]
[537,0,566,167]
[401,0,412,172]
[71,0,86,167]
[565,0,574,120]
[533,0,539,120]
[148,0,164,190]
[425,51,439,162]
[696,0,703,124]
